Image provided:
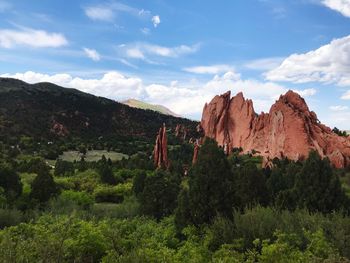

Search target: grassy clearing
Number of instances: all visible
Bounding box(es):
[60,150,128,162]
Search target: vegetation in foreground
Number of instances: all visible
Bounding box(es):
[0,134,350,262]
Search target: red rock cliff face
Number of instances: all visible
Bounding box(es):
[201,90,350,168]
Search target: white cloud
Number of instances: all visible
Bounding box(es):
[265,35,350,86]
[121,42,199,60]
[84,6,114,21]
[321,0,350,17]
[330,105,349,111]
[1,71,143,101]
[152,15,160,27]
[0,27,68,48]
[293,88,317,97]
[183,64,236,74]
[1,70,316,118]
[83,48,101,61]
[84,2,151,22]
[126,48,145,59]
[244,57,285,71]
[341,90,350,99]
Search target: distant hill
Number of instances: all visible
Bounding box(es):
[0,78,197,141]
[122,99,180,117]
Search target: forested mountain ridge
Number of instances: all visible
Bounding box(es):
[0,78,197,141]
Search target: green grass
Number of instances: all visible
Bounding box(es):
[59,150,128,162]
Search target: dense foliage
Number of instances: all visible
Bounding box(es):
[0,127,350,262]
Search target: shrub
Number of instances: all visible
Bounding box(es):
[59,190,94,209]
[94,186,124,203]
[0,208,23,229]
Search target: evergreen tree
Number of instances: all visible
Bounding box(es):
[140,169,180,220]
[132,171,147,198]
[233,162,268,209]
[187,138,234,225]
[30,168,59,203]
[98,165,116,185]
[294,151,348,213]
[0,163,22,203]
[54,159,74,176]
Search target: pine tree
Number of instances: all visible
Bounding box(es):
[30,168,59,203]
[187,138,234,225]
[294,151,348,213]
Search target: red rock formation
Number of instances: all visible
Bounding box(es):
[192,140,200,164]
[50,121,69,136]
[154,123,169,168]
[175,124,188,140]
[201,90,350,168]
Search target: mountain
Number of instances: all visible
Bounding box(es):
[122,99,180,117]
[0,78,197,141]
[201,90,350,168]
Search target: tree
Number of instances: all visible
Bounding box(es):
[54,160,74,177]
[98,165,116,185]
[187,138,234,226]
[132,170,147,198]
[0,163,22,203]
[233,162,268,209]
[30,168,59,203]
[77,157,87,172]
[293,151,348,213]
[140,169,180,220]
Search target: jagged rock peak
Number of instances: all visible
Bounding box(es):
[200,90,350,168]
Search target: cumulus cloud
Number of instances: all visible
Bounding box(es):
[265,35,350,86]
[83,48,101,61]
[321,0,350,17]
[0,27,68,48]
[330,105,349,111]
[1,70,316,118]
[121,42,199,60]
[1,71,143,101]
[183,65,237,75]
[152,15,160,27]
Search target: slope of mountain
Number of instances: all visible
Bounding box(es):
[0,78,197,140]
[122,99,180,117]
[201,90,350,168]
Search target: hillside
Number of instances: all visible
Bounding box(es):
[0,78,197,141]
[122,99,180,117]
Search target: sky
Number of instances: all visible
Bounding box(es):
[0,0,350,129]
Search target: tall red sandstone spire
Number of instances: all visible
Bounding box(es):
[154,123,169,168]
[201,90,350,168]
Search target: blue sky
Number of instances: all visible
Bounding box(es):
[0,0,350,129]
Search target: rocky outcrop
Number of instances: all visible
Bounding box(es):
[154,123,169,168]
[50,121,69,137]
[175,124,188,140]
[201,90,350,168]
[192,139,200,164]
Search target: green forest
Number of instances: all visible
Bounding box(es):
[0,131,350,263]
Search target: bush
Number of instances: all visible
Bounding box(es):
[94,186,124,203]
[59,190,94,209]
[91,196,140,219]
[0,208,23,229]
